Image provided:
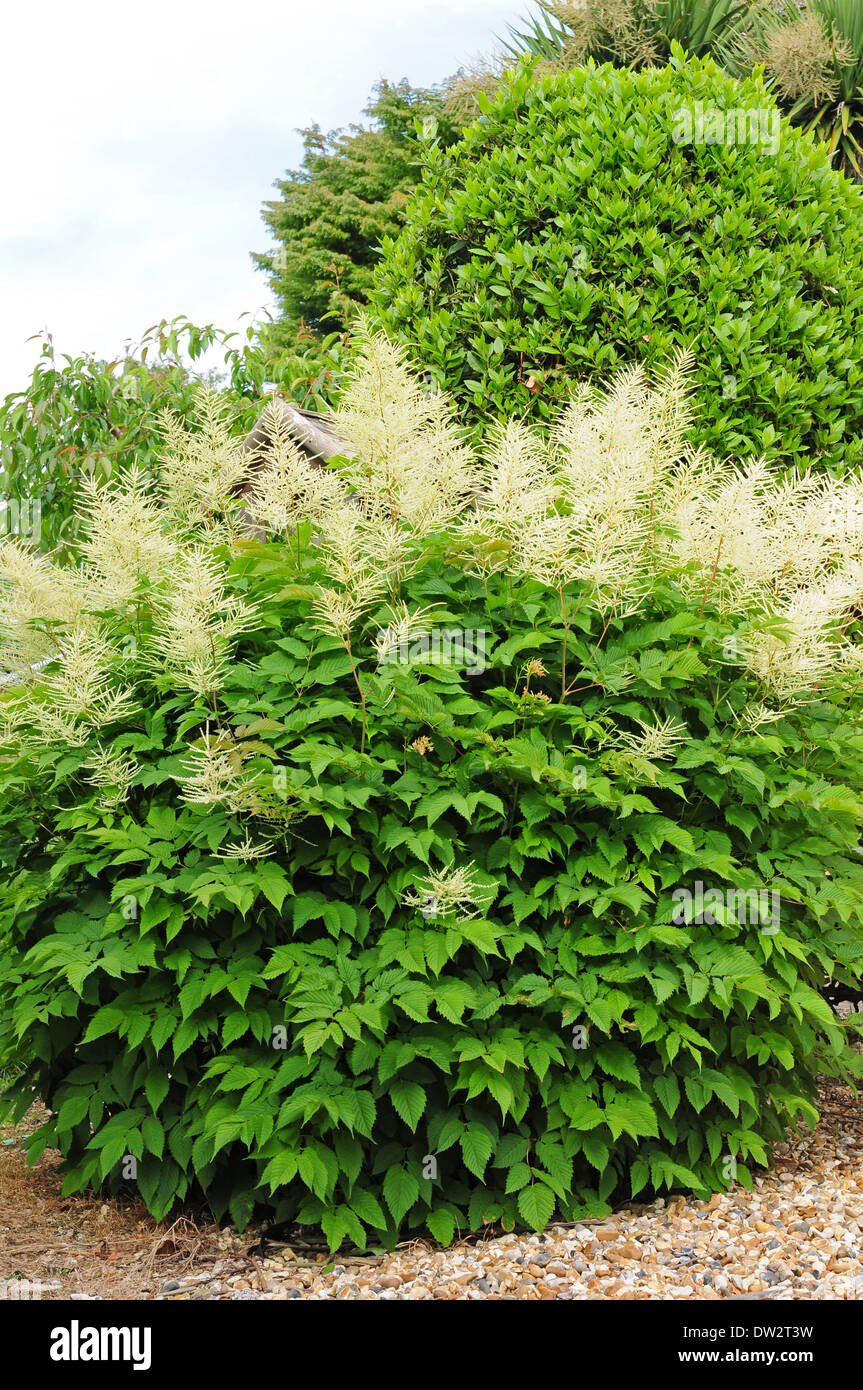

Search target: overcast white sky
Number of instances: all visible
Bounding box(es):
[0,0,529,396]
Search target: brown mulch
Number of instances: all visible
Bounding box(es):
[0,1103,225,1300]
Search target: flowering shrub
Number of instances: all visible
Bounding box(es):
[373,52,863,471]
[1,334,862,1246]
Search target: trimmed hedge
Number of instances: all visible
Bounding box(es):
[373,50,863,471]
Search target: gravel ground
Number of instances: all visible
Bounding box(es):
[155,1076,863,1302]
[3,1077,861,1302]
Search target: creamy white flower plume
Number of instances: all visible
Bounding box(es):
[478,420,555,540]
[615,716,689,761]
[149,547,258,698]
[78,467,177,608]
[84,742,138,808]
[245,401,348,534]
[159,387,251,537]
[743,582,856,698]
[373,602,441,665]
[213,832,276,861]
[335,324,476,533]
[402,861,494,924]
[311,586,371,642]
[30,628,137,745]
[0,539,85,670]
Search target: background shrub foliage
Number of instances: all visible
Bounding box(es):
[253,80,463,356]
[2,335,863,1247]
[373,52,863,472]
[0,315,346,558]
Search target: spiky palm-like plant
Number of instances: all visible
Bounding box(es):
[720,0,863,177]
[500,3,570,62]
[504,2,752,68]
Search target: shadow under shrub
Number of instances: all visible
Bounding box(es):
[1,338,863,1247]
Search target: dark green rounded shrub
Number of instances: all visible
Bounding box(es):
[373,49,863,472]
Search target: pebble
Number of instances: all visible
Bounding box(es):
[146,1076,863,1302]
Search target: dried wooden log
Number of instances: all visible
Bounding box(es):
[239,399,352,472]
[233,398,353,538]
